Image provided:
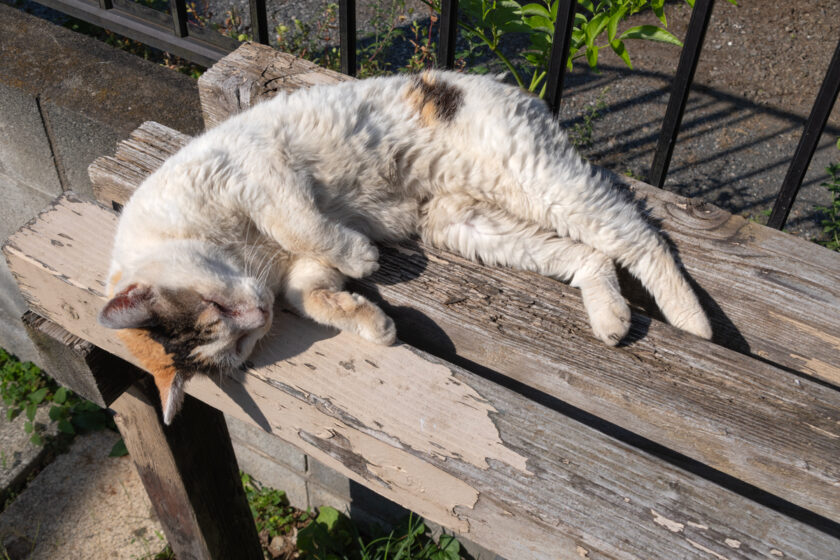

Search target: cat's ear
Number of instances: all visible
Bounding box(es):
[160,371,186,425]
[98,284,157,329]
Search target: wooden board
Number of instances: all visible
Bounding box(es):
[86,121,840,525]
[197,42,352,129]
[4,193,840,559]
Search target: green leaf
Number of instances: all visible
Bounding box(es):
[48,404,64,422]
[607,6,628,42]
[610,40,633,69]
[315,506,341,531]
[585,45,599,68]
[54,386,68,404]
[24,420,33,434]
[620,25,683,47]
[523,15,552,34]
[30,433,43,446]
[652,0,667,26]
[26,402,37,422]
[584,13,609,47]
[58,418,75,434]
[109,438,129,457]
[684,0,695,7]
[29,387,48,404]
[519,3,550,19]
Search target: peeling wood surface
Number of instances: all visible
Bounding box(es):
[85,121,840,523]
[5,193,840,558]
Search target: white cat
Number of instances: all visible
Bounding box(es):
[99,70,712,423]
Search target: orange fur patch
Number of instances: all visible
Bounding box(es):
[117,329,178,405]
[107,270,122,298]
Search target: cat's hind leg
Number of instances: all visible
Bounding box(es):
[421,194,631,345]
[282,257,396,345]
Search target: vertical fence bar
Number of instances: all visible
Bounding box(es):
[438,0,458,69]
[249,0,269,44]
[767,37,840,231]
[648,0,715,188]
[98,0,112,10]
[170,0,188,37]
[544,0,576,115]
[339,0,357,76]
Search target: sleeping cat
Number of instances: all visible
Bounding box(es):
[99,70,712,424]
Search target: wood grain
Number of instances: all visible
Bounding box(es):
[195,42,840,388]
[197,42,352,129]
[84,121,840,523]
[112,380,263,560]
[5,193,839,559]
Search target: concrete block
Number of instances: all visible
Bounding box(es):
[0,176,54,242]
[0,258,40,364]
[39,102,122,199]
[233,443,309,510]
[0,82,62,196]
[307,456,351,500]
[226,415,307,473]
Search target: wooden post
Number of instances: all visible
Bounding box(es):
[112,377,263,560]
[22,311,135,407]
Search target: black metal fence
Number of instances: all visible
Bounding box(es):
[30,0,840,230]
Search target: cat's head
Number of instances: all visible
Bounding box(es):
[99,242,274,424]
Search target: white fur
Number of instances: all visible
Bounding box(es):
[107,71,711,357]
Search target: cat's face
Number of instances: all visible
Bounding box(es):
[99,244,274,422]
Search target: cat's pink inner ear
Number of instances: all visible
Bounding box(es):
[98,283,157,329]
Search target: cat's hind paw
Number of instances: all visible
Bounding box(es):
[588,300,632,346]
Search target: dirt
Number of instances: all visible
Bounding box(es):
[559,0,840,239]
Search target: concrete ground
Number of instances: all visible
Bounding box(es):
[0,430,164,560]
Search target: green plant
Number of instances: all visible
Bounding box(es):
[241,472,311,539]
[0,348,115,447]
[424,0,735,96]
[816,159,840,251]
[569,86,609,147]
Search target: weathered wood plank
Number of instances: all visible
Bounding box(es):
[5,194,839,559]
[86,121,840,524]
[195,42,840,389]
[197,42,352,129]
[22,310,135,406]
[112,380,263,560]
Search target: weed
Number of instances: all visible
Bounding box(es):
[570,87,610,148]
[0,347,115,447]
[815,161,840,251]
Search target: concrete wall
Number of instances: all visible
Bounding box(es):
[0,8,499,556]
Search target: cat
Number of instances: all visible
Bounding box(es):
[98,70,712,424]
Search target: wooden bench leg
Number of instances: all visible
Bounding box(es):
[112,379,263,560]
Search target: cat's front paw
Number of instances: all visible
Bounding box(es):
[336,238,380,278]
[358,310,397,346]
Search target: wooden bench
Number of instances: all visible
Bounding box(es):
[4,43,840,559]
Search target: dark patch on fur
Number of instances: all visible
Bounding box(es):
[146,288,224,374]
[411,73,463,123]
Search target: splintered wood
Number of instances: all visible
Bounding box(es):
[6,193,840,559]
